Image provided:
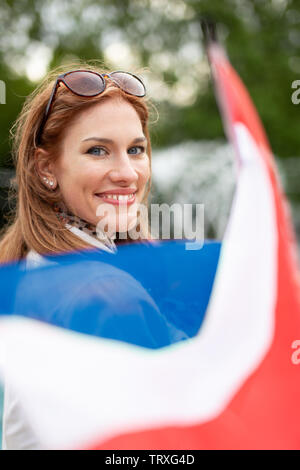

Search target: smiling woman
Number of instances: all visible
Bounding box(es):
[0,63,197,450]
[0,65,154,263]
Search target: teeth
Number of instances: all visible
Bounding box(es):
[102,193,134,201]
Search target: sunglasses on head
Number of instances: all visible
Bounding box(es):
[36,70,146,145]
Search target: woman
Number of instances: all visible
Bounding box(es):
[0,64,154,266]
[0,63,195,449]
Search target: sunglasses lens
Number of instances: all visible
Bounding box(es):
[64,71,105,96]
[110,72,146,97]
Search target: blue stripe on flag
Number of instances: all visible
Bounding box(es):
[0,240,221,348]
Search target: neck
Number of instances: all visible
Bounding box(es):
[53,202,117,253]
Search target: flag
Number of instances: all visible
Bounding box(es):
[0,34,299,450]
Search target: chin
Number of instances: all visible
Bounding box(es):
[96,201,140,235]
[96,215,138,239]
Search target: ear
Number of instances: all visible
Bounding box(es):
[34,148,57,190]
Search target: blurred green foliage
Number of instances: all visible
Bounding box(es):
[0,0,299,163]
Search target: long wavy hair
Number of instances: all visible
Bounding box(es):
[0,61,154,264]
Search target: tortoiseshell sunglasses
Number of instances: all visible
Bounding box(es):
[36,70,146,144]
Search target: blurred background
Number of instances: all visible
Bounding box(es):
[0,0,300,446]
[1,0,300,242]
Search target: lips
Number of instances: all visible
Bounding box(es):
[95,191,136,205]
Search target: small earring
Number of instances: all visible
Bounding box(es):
[43,177,55,189]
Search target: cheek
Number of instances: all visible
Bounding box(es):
[138,158,151,184]
[59,160,105,191]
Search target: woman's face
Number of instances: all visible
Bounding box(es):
[51,97,150,236]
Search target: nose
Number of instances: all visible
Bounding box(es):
[108,153,138,185]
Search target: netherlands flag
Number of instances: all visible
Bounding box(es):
[0,34,300,450]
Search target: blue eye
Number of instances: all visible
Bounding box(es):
[128,146,145,155]
[87,146,107,156]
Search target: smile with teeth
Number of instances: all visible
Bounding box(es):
[96,193,136,203]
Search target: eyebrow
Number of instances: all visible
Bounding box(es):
[82,137,147,144]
